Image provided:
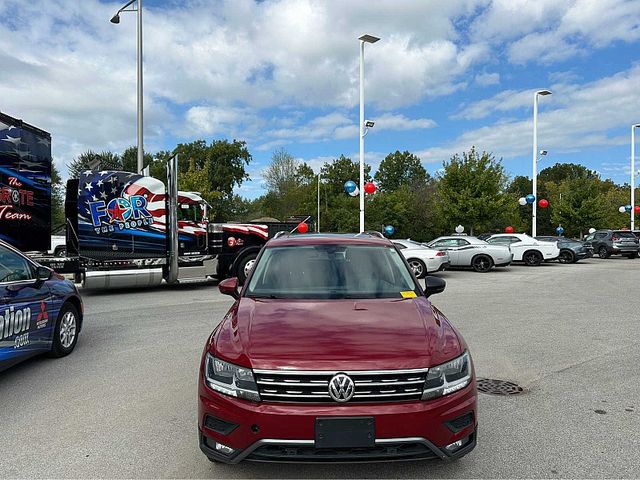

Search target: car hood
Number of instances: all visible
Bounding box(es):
[213,298,463,371]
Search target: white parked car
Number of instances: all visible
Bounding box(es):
[485,233,560,266]
[424,236,513,273]
[392,239,450,278]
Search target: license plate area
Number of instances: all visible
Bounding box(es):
[315,417,375,449]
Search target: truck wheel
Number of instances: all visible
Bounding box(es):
[236,252,258,284]
[49,303,80,358]
[523,251,542,266]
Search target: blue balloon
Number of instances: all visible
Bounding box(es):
[344,180,357,194]
[556,226,565,235]
[525,194,535,204]
[625,204,632,213]
[384,225,395,236]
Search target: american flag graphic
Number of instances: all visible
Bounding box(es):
[79,171,207,237]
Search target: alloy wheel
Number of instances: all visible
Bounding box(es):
[59,311,77,349]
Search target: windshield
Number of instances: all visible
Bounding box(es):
[178,203,204,222]
[246,244,419,299]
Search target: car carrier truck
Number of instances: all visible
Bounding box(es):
[0,112,311,289]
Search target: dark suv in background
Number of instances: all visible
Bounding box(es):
[535,236,593,263]
[584,230,639,259]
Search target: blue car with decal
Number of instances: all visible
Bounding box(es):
[0,240,83,372]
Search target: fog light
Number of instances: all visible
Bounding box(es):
[445,436,468,452]
[215,442,235,455]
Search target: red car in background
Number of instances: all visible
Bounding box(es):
[198,233,477,463]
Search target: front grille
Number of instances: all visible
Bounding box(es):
[254,368,428,403]
[246,441,438,462]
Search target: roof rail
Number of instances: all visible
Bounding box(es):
[364,230,385,239]
[273,231,289,239]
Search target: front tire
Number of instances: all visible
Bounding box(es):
[598,247,610,259]
[50,303,80,358]
[523,251,542,266]
[558,249,575,264]
[407,258,427,279]
[471,255,493,273]
[236,252,258,285]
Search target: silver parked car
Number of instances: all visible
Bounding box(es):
[424,236,513,273]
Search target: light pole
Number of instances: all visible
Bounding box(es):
[532,89,551,237]
[358,34,379,233]
[632,124,640,230]
[111,0,144,174]
[317,172,321,232]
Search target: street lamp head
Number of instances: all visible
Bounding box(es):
[536,89,552,96]
[358,34,380,44]
[539,149,548,156]
[110,13,121,24]
[364,120,375,128]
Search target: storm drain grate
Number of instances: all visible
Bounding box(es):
[477,378,525,396]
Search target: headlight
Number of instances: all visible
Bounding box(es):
[205,353,260,402]
[421,351,472,400]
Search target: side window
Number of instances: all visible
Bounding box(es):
[595,233,607,239]
[585,234,594,241]
[0,246,34,283]
[508,236,522,244]
[457,239,470,246]
[487,237,508,245]
[393,243,407,250]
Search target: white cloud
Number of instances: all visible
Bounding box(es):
[421,64,640,163]
[475,72,500,86]
[471,0,640,65]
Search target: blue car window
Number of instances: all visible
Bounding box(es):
[0,245,34,283]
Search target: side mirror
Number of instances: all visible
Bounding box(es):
[424,276,446,298]
[36,266,52,281]
[219,277,240,299]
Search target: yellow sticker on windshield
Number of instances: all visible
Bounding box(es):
[400,291,417,298]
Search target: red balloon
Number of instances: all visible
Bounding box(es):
[538,199,549,208]
[364,182,376,194]
[297,222,309,234]
[505,226,514,233]
[635,206,640,214]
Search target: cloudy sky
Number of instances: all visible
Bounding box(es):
[1,0,639,198]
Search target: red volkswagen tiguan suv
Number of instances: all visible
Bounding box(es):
[198,233,477,463]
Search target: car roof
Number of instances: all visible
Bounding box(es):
[267,232,393,247]
[434,235,484,243]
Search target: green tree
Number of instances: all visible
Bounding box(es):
[374,150,428,192]
[549,177,609,238]
[320,155,371,196]
[263,148,299,195]
[121,146,155,173]
[435,147,512,235]
[67,150,122,178]
[51,163,65,231]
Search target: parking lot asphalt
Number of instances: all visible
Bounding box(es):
[0,257,639,478]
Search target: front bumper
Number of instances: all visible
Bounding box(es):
[198,381,477,464]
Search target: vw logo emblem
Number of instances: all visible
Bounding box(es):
[328,373,355,403]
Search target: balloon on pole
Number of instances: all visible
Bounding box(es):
[455,225,464,234]
[297,222,309,234]
[525,194,535,204]
[588,228,596,234]
[635,206,640,214]
[384,225,395,236]
[625,205,632,213]
[364,182,376,195]
[505,226,514,233]
[348,186,359,197]
[344,180,357,194]
[619,206,627,213]
[518,197,527,206]
[556,226,565,235]
[538,199,549,208]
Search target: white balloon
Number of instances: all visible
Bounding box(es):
[455,225,464,234]
[619,206,626,213]
[349,187,359,197]
[588,228,596,234]
[518,197,527,206]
